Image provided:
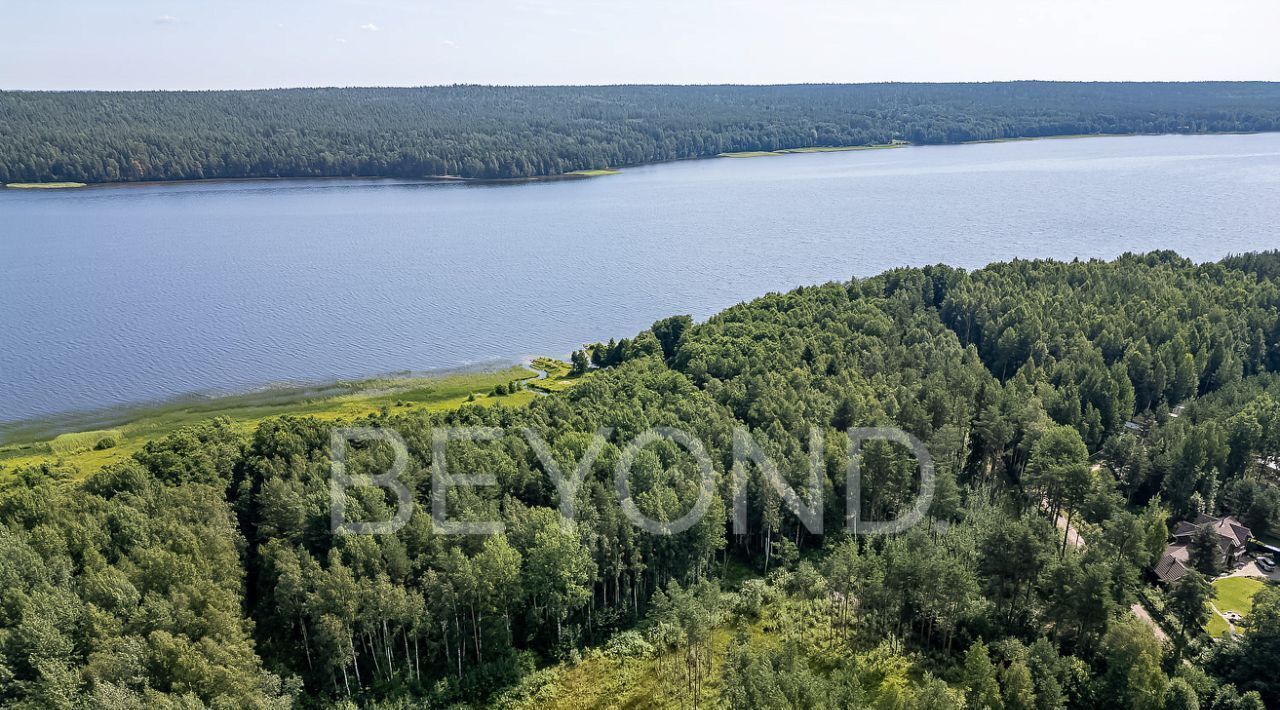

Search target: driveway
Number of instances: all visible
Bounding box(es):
[1226,559,1280,582]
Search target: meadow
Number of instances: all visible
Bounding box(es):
[0,358,579,476]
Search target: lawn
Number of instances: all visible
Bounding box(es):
[1205,577,1266,638]
[0,360,586,478]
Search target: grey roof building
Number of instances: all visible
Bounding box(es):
[1153,514,1252,584]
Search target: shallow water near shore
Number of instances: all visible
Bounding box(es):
[3,133,1280,425]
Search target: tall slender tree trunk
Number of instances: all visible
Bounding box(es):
[300,617,313,670]
[441,620,450,674]
[349,635,362,688]
[1061,508,1074,557]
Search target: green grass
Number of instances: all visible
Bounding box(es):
[1207,613,1229,638]
[511,626,749,709]
[503,599,782,709]
[527,357,594,394]
[719,144,903,158]
[48,430,123,455]
[0,360,586,477]
[4,182,87,189]
[564,169,620,177]
[1205,577,1266,637]
[502,576,930,709]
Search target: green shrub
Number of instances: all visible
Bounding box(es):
[49,429,123,455]
[604,630,654,659]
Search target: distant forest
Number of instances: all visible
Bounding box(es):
[3,82,1280,184]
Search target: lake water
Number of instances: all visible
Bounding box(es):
[3,133,1280,428]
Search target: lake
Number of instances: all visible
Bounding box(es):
[3,133,1280,429]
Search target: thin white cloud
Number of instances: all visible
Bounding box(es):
[442,39,457,47]
[335,38,348,44]
[359,23,379,32]
[154,15,179,25]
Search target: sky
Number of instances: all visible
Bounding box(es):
[3,0,1278,90]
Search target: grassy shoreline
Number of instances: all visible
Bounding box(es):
[563,168,621,177]
[0,358,582,476]
[3,182,87,189]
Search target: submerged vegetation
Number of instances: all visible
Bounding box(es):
[3,251,1280,707]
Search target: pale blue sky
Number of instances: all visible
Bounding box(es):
[3,0,1278,90]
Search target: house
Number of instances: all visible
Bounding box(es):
[1153,544,1193,584]
[1153,514,1253,584]
[1124,414,1149,434]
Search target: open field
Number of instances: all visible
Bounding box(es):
[1205,577,1267,637]
[4,182,87,189]
[0,360,588,477]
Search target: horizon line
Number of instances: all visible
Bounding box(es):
[5,79,1280,93]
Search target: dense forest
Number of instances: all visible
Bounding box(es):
[3,251,1280,708]
[3,82,1280,184]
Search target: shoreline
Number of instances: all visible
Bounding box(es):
[718,143,906,158]
[2,169,622,192]
[0,358,539,444]
[0,357,583,474]
[3,181,87,189]
[5,131,1271,191]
